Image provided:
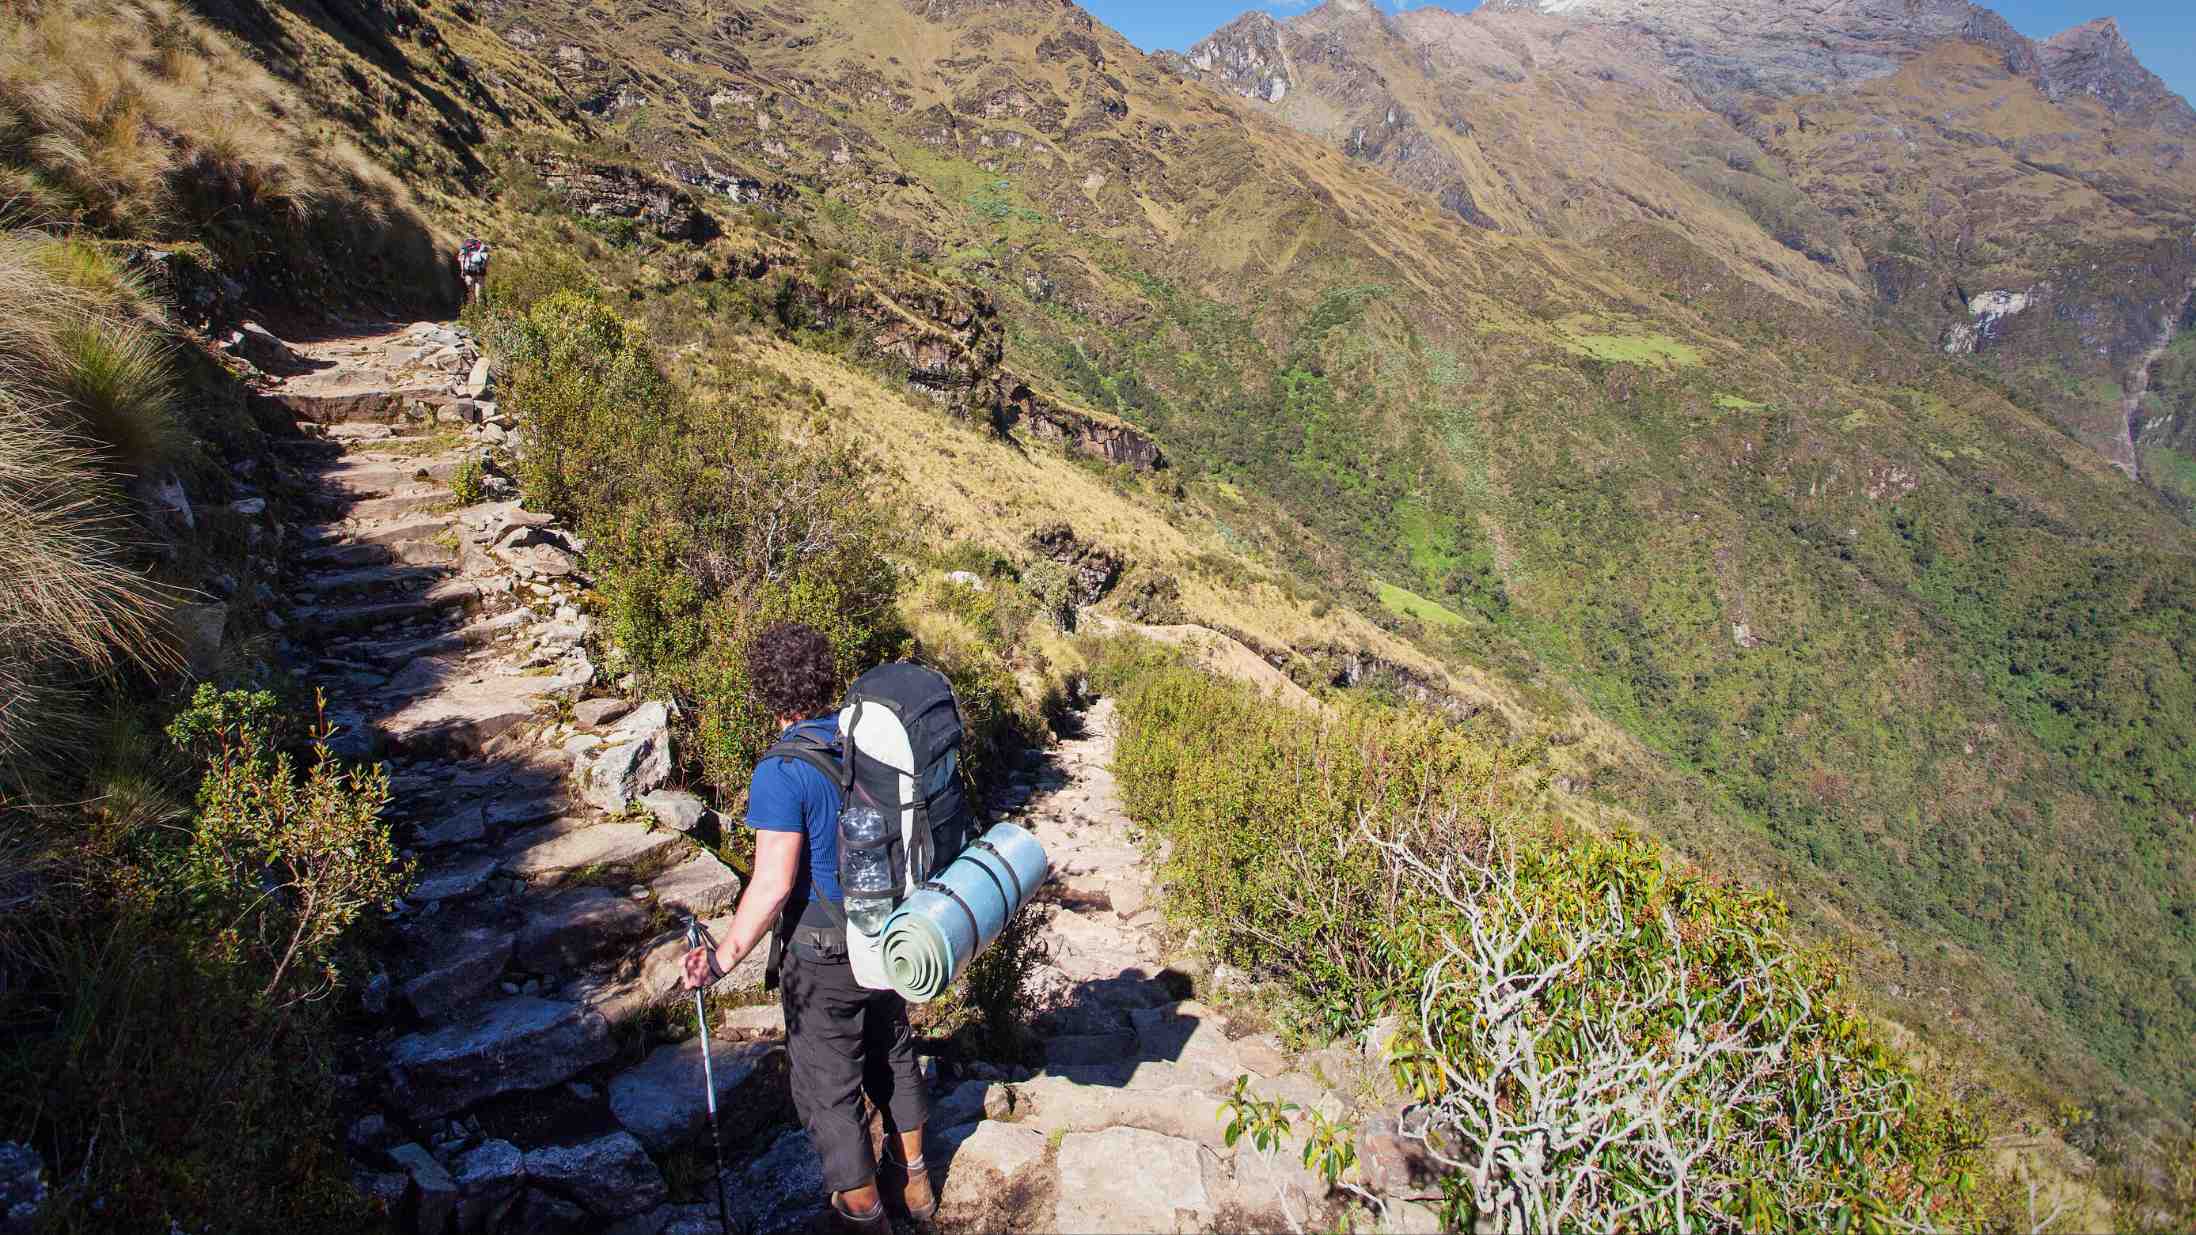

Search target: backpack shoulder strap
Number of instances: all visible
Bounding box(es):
[761,732,842,786]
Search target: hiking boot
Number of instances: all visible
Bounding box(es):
[831,1194,891,1234]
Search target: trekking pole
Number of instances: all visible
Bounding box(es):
[687,916,736,1235]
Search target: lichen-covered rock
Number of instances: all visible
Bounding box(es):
[451,1139,526,1232]
[384,997,614,1120]
[0,1143,46,1235]
[1054,1127,1209,1233]
[578,702,672,812]
[607,1037,776,1152]
[523,1131,667,1219]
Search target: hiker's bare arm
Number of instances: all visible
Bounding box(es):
[681,830,800,988]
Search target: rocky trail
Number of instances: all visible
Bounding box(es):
[254,323,1430,1235]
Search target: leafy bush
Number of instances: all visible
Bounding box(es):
[1105,649,1986,1230]
[488,289,902,793]
[449,450,486,506]
[165,686,405,1005]
[0,686,406,1231]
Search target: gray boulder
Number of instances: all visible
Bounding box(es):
[0,1143,46,1234]
[388,1142,458,1235]
[637,788,710,834]
[607,1037,776,1152]
[402,927,514,1022]
[384,997,614,1120]
[722,1128,826,1235]
[451,1139,526,1232]
[579,703,673,812]
[516,886,651,974]
[523,1131,667,1219]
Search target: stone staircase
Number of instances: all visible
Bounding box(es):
[262,324,1436,1234]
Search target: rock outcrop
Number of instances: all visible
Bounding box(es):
[522,152,720,243]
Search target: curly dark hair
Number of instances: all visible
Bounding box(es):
[748,621,841,720]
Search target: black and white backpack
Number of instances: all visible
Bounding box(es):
[763,662,975,989]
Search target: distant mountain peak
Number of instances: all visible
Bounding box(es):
[2041,16,2196,132]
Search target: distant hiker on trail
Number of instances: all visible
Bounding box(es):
[457,238,489,304]
[682,622,933,1233]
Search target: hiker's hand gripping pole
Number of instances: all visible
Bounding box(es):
[686,916,737,1235]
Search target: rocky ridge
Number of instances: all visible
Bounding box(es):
[258,325,1419,1232]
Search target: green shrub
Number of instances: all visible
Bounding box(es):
[449,451,486,506]
[494,290,672,520]
[165,685,407,1004]
[1105,649,1987,1230]
[0,685,405,1232]
[491,289,903,794]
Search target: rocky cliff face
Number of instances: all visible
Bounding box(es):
[2041,18,2196,135]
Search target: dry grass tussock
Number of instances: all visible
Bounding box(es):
[0,0,446,297]
[0,230,180,783]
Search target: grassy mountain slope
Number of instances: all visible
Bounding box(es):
[1175,0,2196,505]
[417,0,2196,1128]
[14,0,2177,1177]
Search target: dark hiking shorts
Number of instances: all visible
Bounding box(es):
[779,933,931,1193]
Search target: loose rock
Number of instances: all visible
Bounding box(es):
[523,1131,667,1219]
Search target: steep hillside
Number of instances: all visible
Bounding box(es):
[9,0,2192,1212]
[1173,0,2196,498]
[201,0,2196,1137]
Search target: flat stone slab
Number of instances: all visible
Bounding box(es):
[721,1128,825,1235]
[504,821,684,880]
[1055,1126,1209,1234]
[378,674,550,756]
[1130,1001,1239,1080]
[1013,1076,1233,1148]
[649,851,740,918]
[403,926,514,1022]
[607,1037,776,1153]
[384,996,613,1120]
[571,697,633,728]
[517,887,652,974]
[938,1120,1047,1185]
[523,1131,666,1219]
[411,853,499,902]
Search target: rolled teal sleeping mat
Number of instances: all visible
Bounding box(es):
[880,821,1050,1003]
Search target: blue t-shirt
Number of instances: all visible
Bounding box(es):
[746,717,843,911]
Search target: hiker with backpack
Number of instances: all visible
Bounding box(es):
[457,238,489,304]
[681,621,972,1231]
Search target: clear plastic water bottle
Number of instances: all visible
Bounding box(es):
[839,805,895,936]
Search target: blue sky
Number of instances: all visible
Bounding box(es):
[1084,0,2196,105]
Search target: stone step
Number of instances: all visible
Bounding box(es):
[264,386,456,425]
[298,513,455,554]
[342,487,456,524]
[295,534,459,571]
[383,996,614,1120]
[345,608,532,666]
[291,578,480,638]
[607,1037,779,1153]
[375,668,567,757]
[298,563,461,601]
[318,456,462,498]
